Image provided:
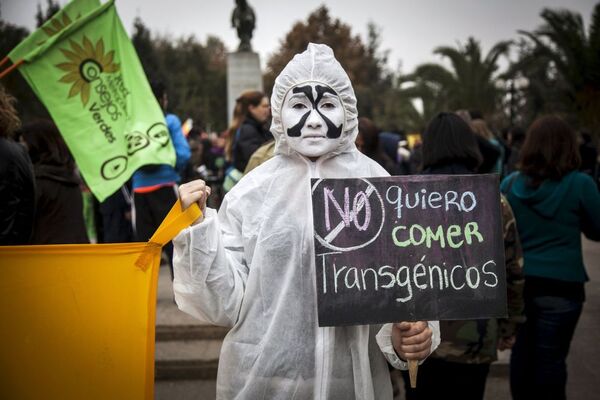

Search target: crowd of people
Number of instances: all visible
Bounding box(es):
[1,41,600,400]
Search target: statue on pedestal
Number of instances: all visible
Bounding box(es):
[231,0,255,52]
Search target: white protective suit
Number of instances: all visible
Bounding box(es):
[173,43,440,399]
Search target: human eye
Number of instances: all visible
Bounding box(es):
[292,102,307,110]
[320,102,336,110]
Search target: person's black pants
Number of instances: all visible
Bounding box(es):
[401,357,490,400]
[133,185,177,278]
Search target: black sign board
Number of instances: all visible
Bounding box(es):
[311,175,507,327]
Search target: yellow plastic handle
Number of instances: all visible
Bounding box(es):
[149,200,202,246]
[135,200,202,270]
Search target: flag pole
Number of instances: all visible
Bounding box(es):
[0,57,9,67]
[0,59,24,80]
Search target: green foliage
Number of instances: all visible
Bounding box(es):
[406,37,511,122]
[0,0,60,121]
[514,4,600,134]
[131,18,228,132]
[35,0,61,28]
[264,7,372,92]
[0,20,49,121]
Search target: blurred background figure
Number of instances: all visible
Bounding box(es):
[98,184,133,243]
[578,129,598,185]
[502,115,600,400]
[19,119,88,244]
[356,117,396,174]
[402,112,524,400]
[243,139,275,175]
[505,126,526,175]
[131,81,190,276]
[377,127,413,175]
[181,126,206,184]
[471,118,504,175]
[223,90,271,192]
[455,110,501,175]
[0,85,35,245]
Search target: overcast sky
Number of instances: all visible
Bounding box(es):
[2,0,597,73]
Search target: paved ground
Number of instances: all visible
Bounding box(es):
[154,237,600,399]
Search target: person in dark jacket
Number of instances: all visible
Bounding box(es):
[99,184,133,243]
[20,120,88,244]
[402,112,525,400]
[226,90,272,173]
[0,86,35,245]
[501,116,600,400]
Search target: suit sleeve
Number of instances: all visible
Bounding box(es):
[172,196,249,327]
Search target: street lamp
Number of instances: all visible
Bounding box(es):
[495,76,529,126]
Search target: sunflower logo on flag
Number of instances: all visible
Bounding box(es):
[55,36,120,106]
[42,12,75,38]
[36,12,79,46]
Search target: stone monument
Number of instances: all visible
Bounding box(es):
[227,0,263,123]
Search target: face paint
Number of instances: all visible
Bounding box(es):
[281,82,345,158]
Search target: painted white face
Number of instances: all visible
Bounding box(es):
[281,82,345,158]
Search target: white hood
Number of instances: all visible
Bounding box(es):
[270,43,359,157]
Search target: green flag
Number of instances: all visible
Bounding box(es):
[7,0,100,63]
[17,0,175,201]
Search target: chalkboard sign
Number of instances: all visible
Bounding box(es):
[311,175,507,327]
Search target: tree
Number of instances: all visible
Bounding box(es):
[35,0,61,27]
[515,4,600,134]
[407,37,511,119]
[131,17,164,85]
[0,20,49,121]
[131,18,228,132]
[264,6,395,123]
[1,0,76,122]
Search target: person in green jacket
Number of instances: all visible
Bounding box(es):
[501,115,600,400]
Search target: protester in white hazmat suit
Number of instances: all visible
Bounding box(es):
[174,43,440,399]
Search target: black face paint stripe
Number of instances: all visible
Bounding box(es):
[315,85,343,138]
[293,85,314,104]
[287,85,313,136]
[317,110,343,138]
[315,85,343,139]
[287,111,310,137]
[314,85,337,104]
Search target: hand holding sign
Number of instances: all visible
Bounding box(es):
[392,321,432,360]
[392,321,432,387]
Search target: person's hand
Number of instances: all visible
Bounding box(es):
[497,335,516,351]
[392,321,432,361]
[178,180,211,225]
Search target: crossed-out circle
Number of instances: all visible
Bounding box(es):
[312,178,385,252]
